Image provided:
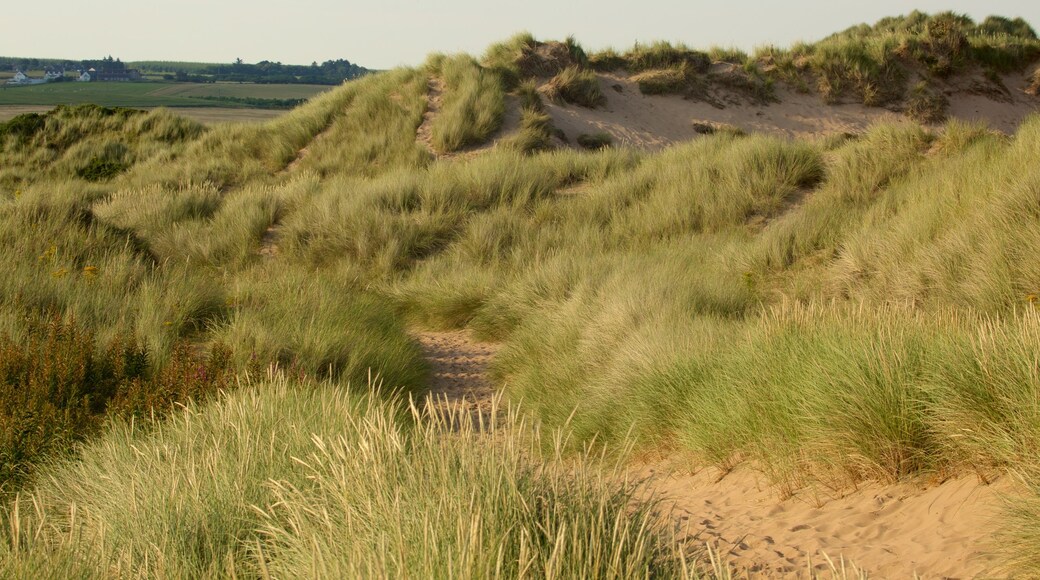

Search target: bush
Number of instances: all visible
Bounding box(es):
[75,157,129,181]
[0,315,235,492]
[576,132,613,150]
[0,114,46,146]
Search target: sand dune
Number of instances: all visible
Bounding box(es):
[544,69,1040,149]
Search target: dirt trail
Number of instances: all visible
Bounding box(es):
[416,76,446,157]
[413,330,499,415]
[412,330,1006,577]
[258,225,280,258]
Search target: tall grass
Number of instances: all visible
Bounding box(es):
[428,55,506,152]
[0,375,686,578]
[752,11,1040,106]
[540,66,605,107]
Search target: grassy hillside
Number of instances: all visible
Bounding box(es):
[2,11,1040,576]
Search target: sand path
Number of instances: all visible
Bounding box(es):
[412,329,1007,577]
[644,461,1006,578]
[413,330,499,414]
[416,76,446,157]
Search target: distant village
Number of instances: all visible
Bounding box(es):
[5,57,140,86]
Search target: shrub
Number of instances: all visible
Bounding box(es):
[576,132,613,150]
[75,157,129,181]
[0,114,46,146]
[0,315,235,492]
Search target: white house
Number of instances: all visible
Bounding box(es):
[43,70,63,81]
[6,71,47,86]
[78,71,91,82]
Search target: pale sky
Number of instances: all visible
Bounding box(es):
[3,1,1039,69]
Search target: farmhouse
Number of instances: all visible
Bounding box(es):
[5,71,46,86]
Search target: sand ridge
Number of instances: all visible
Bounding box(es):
[544,70,1040,150]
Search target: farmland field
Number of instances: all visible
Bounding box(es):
[0,104,285,125]
[0,81,331,107]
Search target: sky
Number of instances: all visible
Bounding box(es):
[3,1,1040,69]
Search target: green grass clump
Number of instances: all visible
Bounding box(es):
[905,81,949,123]
[216,267,426,389]
[502,108,557,154]
[540,66,606,107]
[483,34,589,87]
[75,157,129,181]
[0,113,46,145]
[429,55,506,153]
[631,65,696,95]
[755,11,1040,106]
[592,41,711,74]
[576,132,613,150]
[0,375,685,578]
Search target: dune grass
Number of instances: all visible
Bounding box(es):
[0,374,687,578]
[753,11,1040,106]
[539,66,605,107]
[427,54,506,153]
[4,23,1040,575]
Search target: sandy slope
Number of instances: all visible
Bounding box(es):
[642,461,1007,578]
[415,330,1010,577]
[544,70,1040,150]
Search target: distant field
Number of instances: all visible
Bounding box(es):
[0,105,285,125]
[0,81,331,107]
[147,83,331,99]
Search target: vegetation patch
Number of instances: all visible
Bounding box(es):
[0,376,685,578]
[755,11,1040,106]
[0,315,235,492]
[0,113,45,145]
[1028,66,1040,95]
[576,132,613,150]
[76,156,130,181]
[539,66,605,107]
[428,55,505,152]
[591,41,711,74]
[905,81,950,123]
